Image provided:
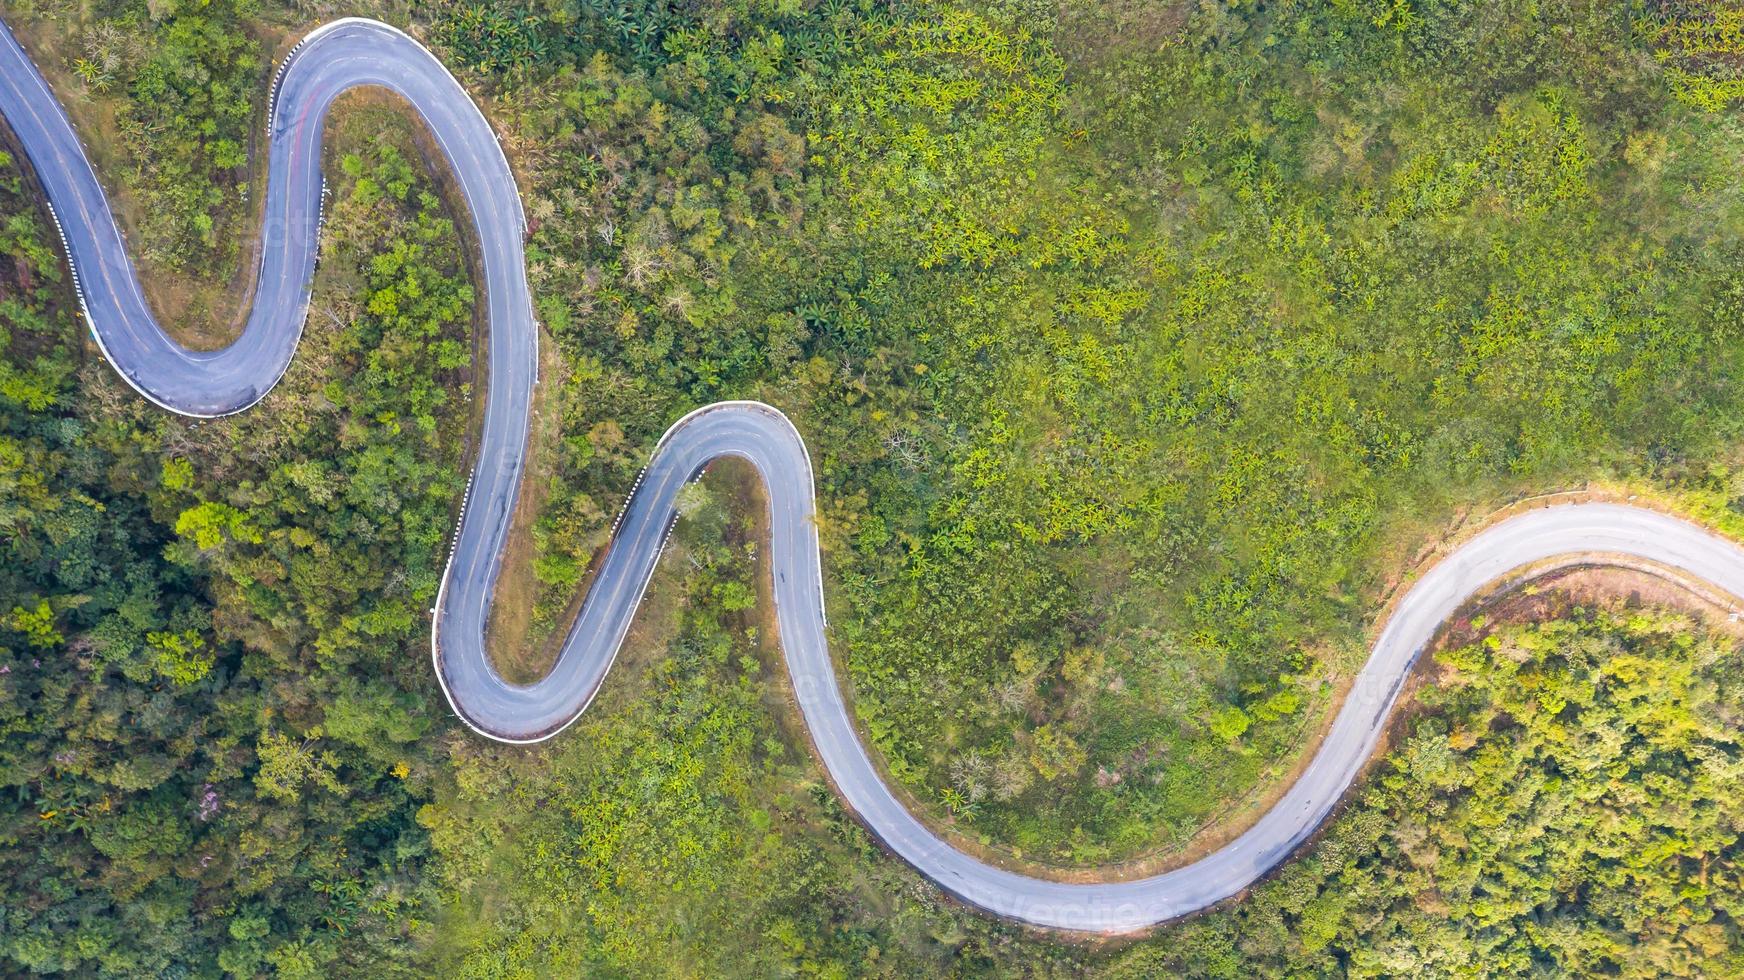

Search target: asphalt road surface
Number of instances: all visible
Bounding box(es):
[8,16,1744,934]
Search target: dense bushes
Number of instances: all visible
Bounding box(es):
[0,118,458,974]
[1115,606,1744,977]
[67,0,266,275]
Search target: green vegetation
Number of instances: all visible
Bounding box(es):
[21,0,265,274]
[0,118,457,974]
[388,0,1744,873]
[8,0,1744,973]
[427,587,1744,976]
[1119,604,1744,977]
[0,0,273,343]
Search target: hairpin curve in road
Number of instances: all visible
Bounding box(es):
[5,15,1744,933]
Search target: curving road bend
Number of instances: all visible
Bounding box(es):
[6,15,1744,934]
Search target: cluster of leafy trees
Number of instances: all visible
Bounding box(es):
[0,113,463,973]
[48,0,264,276]
[111,0,261,272]
[1115,604,1744,977]
[1639,0,1744,111]
[0,0,270,345]
[0,144,223,973]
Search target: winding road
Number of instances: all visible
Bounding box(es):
[5,15,1744,934]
